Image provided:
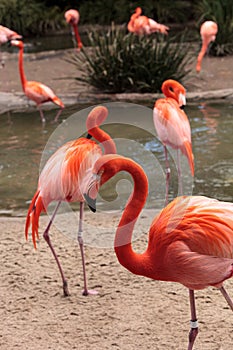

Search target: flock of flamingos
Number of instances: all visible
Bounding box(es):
[1,7,231,350]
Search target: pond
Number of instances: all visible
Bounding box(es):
[0,100,233,217]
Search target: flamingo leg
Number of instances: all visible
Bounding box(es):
[38,106,46,123]
[177,149,183,195]
[43,201,70,297]
[188,289,199,350]
[220,286,233,311]
[78,202,98,296]
[53,107,63,123]
[164,145,170,205]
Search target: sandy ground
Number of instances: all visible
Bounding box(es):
[1,47,233,350]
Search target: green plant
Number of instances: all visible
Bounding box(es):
[66,26,192,93]
[195,0,233,56]
[0,0,63,36]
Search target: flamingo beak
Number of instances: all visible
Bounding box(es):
[179,93,186,108]
[83,193,96,213]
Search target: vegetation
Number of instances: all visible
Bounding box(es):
[0,0,63,36]
[67,26,193,93]
[194,0,233,56]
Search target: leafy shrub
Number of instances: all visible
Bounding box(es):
[66,26,192,93]
[195,0,233,56]
[0,0,63,36]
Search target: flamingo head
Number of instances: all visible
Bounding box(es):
[161,79,186,107]
[10,39,24,49]
[64,9,80,25]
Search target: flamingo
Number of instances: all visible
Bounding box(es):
[25,106,116,297]
[10,39,64,123]
[127,7,169,35]
[85,153,233,350]
[0,25,22,67]
[153,79,194,203]
[64,9,83,50]
[196,21,218,73]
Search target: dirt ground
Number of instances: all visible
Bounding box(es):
[0,48,233,350]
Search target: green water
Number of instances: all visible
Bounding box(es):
[0,101,232,216]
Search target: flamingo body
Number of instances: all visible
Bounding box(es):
[11,39,64,123]
[196,21,218,73]
[65,9,83,50]
[25,106,116,295]
[153,79,194,177]
[128,7,169,35]
[86,154,233,349]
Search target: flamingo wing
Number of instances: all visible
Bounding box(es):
[149,196,233,289]
[25,81,62,106]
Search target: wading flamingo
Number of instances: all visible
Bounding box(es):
[0,25,22,67]
[128,7,169,35]
[196,21,218,73]
[10,39,64,123]
[25,106,116,296]
[153,79,194,203]
[64,9,83,50]
[85,154,233,350]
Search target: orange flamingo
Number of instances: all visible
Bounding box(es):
[128,7,169,35]
[10,39,64,123]
[0,25,22,67]
[196,21,218,73]
[25,106,116,296]
[85,153,233,350]
[153,79,194,203]
[64,9,83,50]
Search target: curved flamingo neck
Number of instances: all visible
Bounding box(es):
[18,45,27,92]
[86,107,116,154]
[98,155,150,275]
[162,80,179,102]
[72,24,82,49]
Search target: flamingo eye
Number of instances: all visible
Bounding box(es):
[169,86,174,92]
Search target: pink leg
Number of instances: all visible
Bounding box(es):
[38,106,46,123]
[188,289,198,350]
[177,150,183,195]
[78,202,98,296]
[220,286,233,311]
[53,107,64,123]
[43,202,70,297]
[164,145,170,205]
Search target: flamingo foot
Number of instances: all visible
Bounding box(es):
[82,289,98,296]
[63,280,70,297]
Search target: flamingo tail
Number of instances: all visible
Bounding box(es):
[182,140,194,176]
[52,96,64,108]
[25,190,45,249]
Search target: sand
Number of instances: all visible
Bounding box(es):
[1,47,233,350]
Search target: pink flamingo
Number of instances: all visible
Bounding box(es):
[128,7,169,35]
[0,25,22,67]
[11,39,64,123]
[153,79,194,203]
[64,9,83,50]
[25,106,116,296]
[196,21,218,73]
[85,153,233,350]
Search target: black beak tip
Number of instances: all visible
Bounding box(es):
[84,193,96,213]
[180,105,185,110]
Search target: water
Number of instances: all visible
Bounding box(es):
[0,101,232,217]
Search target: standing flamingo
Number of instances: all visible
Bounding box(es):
[85,153,233,350]
[64,9,83,50]
[10,39,64,123]
[127,7,169,35]
[25,106,116,296]
[153,79,194,203]
[0,25,22,67]
[196,21,218,73]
